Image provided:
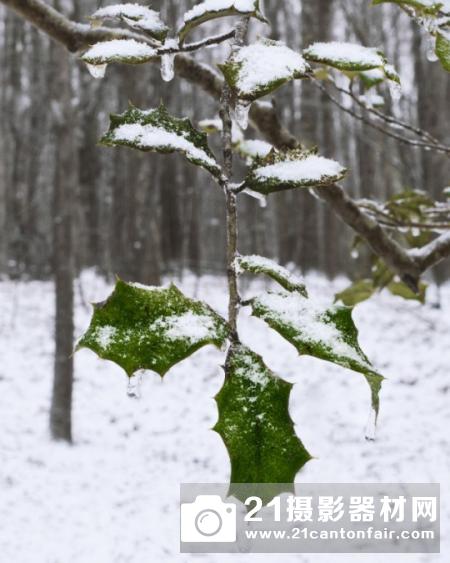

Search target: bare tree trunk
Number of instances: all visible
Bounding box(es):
[49,40,76,442]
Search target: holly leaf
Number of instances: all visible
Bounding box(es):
[387,280,428,303]
[219,39,311,102]
[335,279,376,307]
[77,280,229,376]
[250,291,384,417]
[179,0,268,43]
[372,0,446,16]
[90,4,169,41]
[81,39,158,66]
[436,31,450,72]
[244,149,347,195]
[303,41,391,73]
[214,345,312,502]
[100,104,222,177]
[236,255,308,296]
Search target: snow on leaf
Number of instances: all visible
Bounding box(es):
[236,255,308,296]
[81,39,158,66]
[360,68,386,89]
[100,104,222,177]
[235,139,273,160]
[250,291,384,417]
[214,344,311,500]
[303,41,387,72]
[179,0,267,43]
[90,3,169,41]
[244,149,347,195]
[219,39,311,102]
[77,279,229,377]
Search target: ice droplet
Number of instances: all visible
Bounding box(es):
[234,101,251,130]
[351,249,359,259]
[160,53,175,82]
[243,188,267,208]
[388,80,402,102]
[426,36,438,62]
[86,63,107,79]
[127,374,142,399]
[364,409,377,441]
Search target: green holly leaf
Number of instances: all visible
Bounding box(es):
[436,31,450,72]
[81,39,158,67]
[219,39,311,103]
[90,4,169,41]
[303,42,400,86]
[250,291,384,417]
[244,149,347,195]
[179,0,268,43]
[360,68,386,89]
[100,104,222,177]
[236,255,308,296]
[214,345,312,501]
[372,0,445,16]
[77,280,229,376]
[335,279,376,307]
[387,280,428,303]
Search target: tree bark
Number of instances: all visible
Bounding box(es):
[49,41,76,442]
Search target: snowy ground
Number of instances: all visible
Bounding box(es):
[0,271,449,563]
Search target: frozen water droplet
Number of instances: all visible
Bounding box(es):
[365,409,377,441]
[127,374,142,399]
[234,102,251,130]
[351,249,359,259]
[388,80,402,102]
[426,36,438,62]
[243,189,267,208]
[86,63,107,79]
[160,53,175,82]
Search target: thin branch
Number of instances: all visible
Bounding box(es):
[220,17,249,340]
[345,81,445,148]
[173,30,236,53]
[312,79,450,155]
[409,232,450,272]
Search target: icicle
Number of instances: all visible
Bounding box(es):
[160,53,175,82]
[426,36,438,62]
[242,188,267,208]
[388,80,402,102]
[160,38,179,83]
[86,63,107,79]
[234,101,251,130]
[127,373,142,399]
[364,408,377,441]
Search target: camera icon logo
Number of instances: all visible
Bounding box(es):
[181,495,237,543]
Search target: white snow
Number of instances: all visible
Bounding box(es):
[304,41,385,69]
[183,0,257,23]
[82,39,157,63]
[0,271,449,562]
[233,346,270,387]
[237,254,305,288]
[231,40,310,97]
[91,3,167,34]
[238,139,272,158]
[111,123,218,169]
[94,325,118,350]
[253,290,371,367]
[151,311,217,344]
[254,154,345,185]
